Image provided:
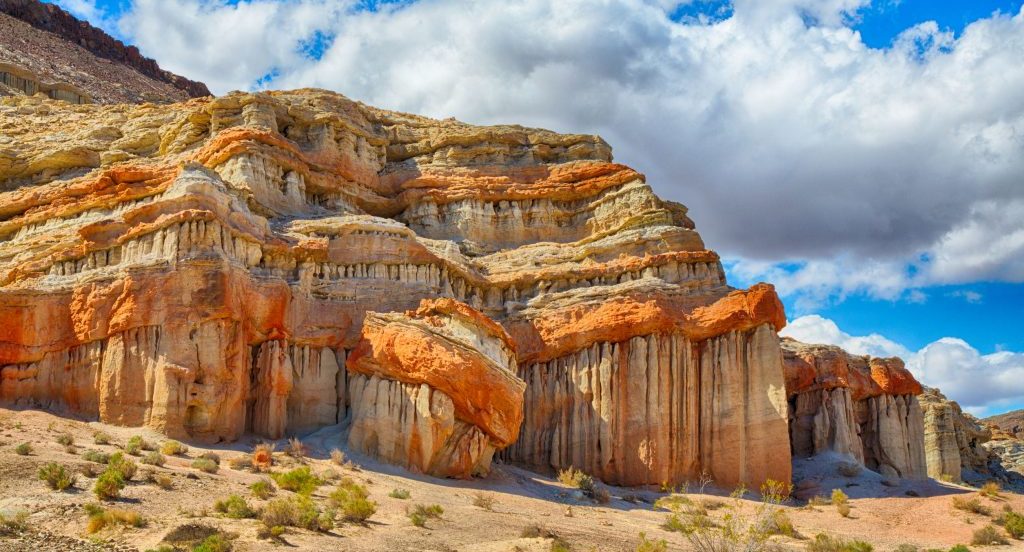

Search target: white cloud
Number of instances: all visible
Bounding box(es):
[784,314,1024,415]
[63,0,1024,304]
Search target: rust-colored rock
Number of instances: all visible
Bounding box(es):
[0,89,791,487]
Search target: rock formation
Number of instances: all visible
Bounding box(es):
[984,409,1024,440]
[0,88,790,486]
[782,338,927,482]
[1,0,209,103]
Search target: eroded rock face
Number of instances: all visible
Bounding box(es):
[0,89,790,486]
[782,338,927,481]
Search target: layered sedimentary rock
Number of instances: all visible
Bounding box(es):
[782,338,927,480]
[0,0,209,103]
[0,88,789,486]
[346,298,524,477]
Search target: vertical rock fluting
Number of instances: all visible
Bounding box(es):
[2,89,793,485]
[782,338,927,480]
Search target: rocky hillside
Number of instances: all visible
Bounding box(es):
[0,88,791,489]
[985,409,1024,439]
[0,0,209,103]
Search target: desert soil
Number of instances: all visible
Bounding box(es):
[1,407,1021,551]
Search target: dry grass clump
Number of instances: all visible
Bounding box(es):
[55,433,74,446]
[953,495,993,516]
[980,481,1002,499]
[93,431,111,445]
[472,492,496,511]
[228,455,253,471]
[160,440,188,456]
[1000,509,1024,539]
[389,488,411,499]
[972,524,1008,546]
[556,466,609,503]
[192,457,219,474]
[250,479,276,499]
[636,532,668,552]
[83,449,110,464]
[252,443,275,471]
[84,503,144,534]
[0,510,29,536]
[38,462,76,491]
[285,437,307,458]
[806,533,874,552]
[144,470,174,490]
[329,477,376,522]
[214,495,256,519]
[407,504,443,528]
[141,450,166,466]
[272,466,322,495]
[330,448,346,465]
[260,495,332,532]
[14,442,32,455]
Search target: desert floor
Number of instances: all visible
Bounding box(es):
[1,407,1021,551]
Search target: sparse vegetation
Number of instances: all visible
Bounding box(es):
[806,533,874,552]
[831,488,849,506]
[228,455,253,471]
[192,533,233,552]
[56,432,74,446]
[192,457,219,474]
[0,510,29,536]
[38,462,76,491]
[681,478,796,551]
[93,431,111,445]
[636,532,668,552]
[146,471,174,490]
[389,488,411,499]
[125,435,147,455]
[286,436,306,458]
[260,495,329,532]
[84,503,144,533]
[250,479,276,499]
[14,442,32,455]
[108,452,138,480]
[94,468,126,500]
[83,449,110,464]
[980,481,1001,499]
[330,448,346,465]
[1001,510,1024,539]
[953,496,993,516]
[473,491,495,510]
[142,450,166,466]
[972,524,1008,546]
[949,546,970,552]
[214,495,256,519]
[161,440,188,456]
[253,443,274,471]
[272,466,322,495]
[407,504,443,528]
[330,477,376,522]
[555,466,608,503]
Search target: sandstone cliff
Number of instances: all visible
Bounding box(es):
[781,338,927,482]
[0,89,789,487]
[0,0,209,103]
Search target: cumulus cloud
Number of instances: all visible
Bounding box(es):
[61,0,1024,303]
[784,314,1024,414]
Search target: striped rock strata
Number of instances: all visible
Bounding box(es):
[0,89,789,485]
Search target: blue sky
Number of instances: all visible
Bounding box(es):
[47,0,1024,416]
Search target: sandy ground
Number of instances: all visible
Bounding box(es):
[1,407,1023,552]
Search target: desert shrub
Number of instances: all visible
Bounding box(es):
[837,502,852,517]
[256,524,287,540]
[108,452,138,481]
[252,443,274,471]
[93,431,111,445]
[953,496,992,516]
[250,479,276,499]
[662,509,714,535]
[980,481,1001,499]
[94,468,126,500]
[79,463,101,478]
[148,472,173,490]
[285,437,306,458]
[948,546,969,552]
[141,451,166,466]
[192,457,219,474]
[56,433,75,446]
[330,448,346,465]
[407,504,443,528]
[260,496,324,531]
[84,504,144,533]
[972,525,1008,546]
[473,492,495,510]
[197,452,220,464]
[192,533,233,552]
[272,466,321,495]
[0,510,29,536]
[161,440,188,456]
[124,436,146,455]
[228,455,252,471]
[807,533,874,552]
[831,488,849,506]
[758,508,796,537]
[1002,511,1024,539]
[14,442,32,455]
[83,449,110,464]
[214,495,255,519]
[636,532,668,552]
[654,494,693,511]
[330,478,376,521]
[557,466,591,489]
[38,462,76,491]
[389,488,411,499]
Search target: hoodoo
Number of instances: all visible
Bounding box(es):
[0,89,790,486]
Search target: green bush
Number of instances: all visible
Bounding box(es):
[93,431,111,445]
[125,436,147,456]
[141,451,166,466]
[94,469,126,500]
[38,462,76,491]
[108,452,138,481]
[14,442,32,455]
[407,504,443,528]
[1002,511,1024,539]
[250,479,276,500]
[260,496,326,531]
[83,450,110,464]
[214,495,255,519]
[636,532,668,552]
[192,458,219,474]
[389,488,411,499]
[56,433,74,446]
[329,478,376,522]
[807,533,874,552]
[271,466,322,495]
[193,533,232,552]
[160,440,188,456]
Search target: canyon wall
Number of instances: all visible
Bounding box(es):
[0,89,789,486]
[782,338,927,481]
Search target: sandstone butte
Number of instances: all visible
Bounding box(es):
[0,88,939,490]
